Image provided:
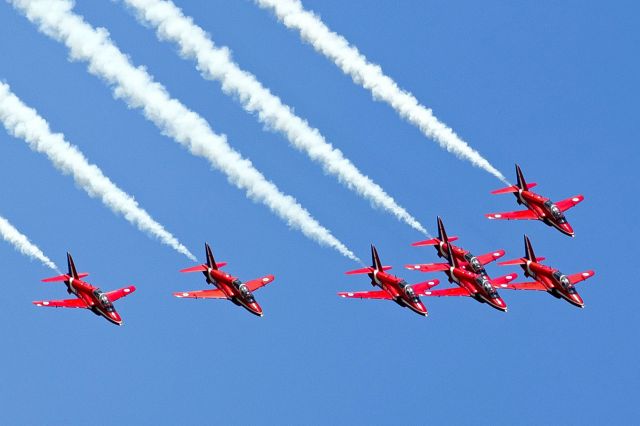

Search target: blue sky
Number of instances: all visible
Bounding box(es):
[0,0,637,424]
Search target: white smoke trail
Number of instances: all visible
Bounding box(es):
[0,215,58,270]
[0,82,196,261]
[256,0,509,184]
[10,0,359,262]
[122,0,428,235]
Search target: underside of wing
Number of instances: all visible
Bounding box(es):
[338,290,393,300]
[423,287,471,297]
[245,275,275,292]
[498,281,547,291]
[105,285,136,302]
[555,195,584,212]
[567,270,595,285]
[174,289,227,299]
[33,298,88,308]
[485,210,538,220]
[475,250,506,265]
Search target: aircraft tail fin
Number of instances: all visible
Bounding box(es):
[204,243,217,270]
[436,216,449,243]
[523,235,537,262]
[67,253,79,279]
[371,245,384,271]
[515,164,528,191]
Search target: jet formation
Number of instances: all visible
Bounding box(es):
[28,164,593,324]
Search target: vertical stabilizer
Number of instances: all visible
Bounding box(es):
[523,235,537,262]
[515,164,528,191]
[437,216,449,242]
[205,242,218,270]
[66,252,79,279]
[371,245,383,271]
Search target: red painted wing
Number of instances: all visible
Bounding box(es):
[245,275,275,292]
[475,250,506,265]
[412,280,440,293]
[486,210,538,220]
[498,281,547,291]
[423,287,471,297]
[491,273,518,287]
[567,270,595,285]
[105,285,136,302]
[555,195,584,212]
[33,298,88,308]
[405,263,448,272]
[174,289,227,299]
[338,290,393,300]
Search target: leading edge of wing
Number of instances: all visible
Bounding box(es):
[174,289,227,299]
[338,290,393,300]
[486,210,538,220]
[33,298,88,308]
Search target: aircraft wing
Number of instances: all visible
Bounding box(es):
[33,298,88,308]
[412,280,440,294]
[485,210,538,220]
[405,263,448,273]
[338,290,393,300]
[567,270,595,285]
[556,195,584,212]
[423,287,471,297]
[245,275,275,292]
[475,250,506,265]
[174,289,227,299]
[497,281,547,291]
[105,286,136,302]
[491,273,518,287]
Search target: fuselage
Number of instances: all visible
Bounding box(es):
[446,267,507,311]
[65,277,123,325]
[520,260,584,307]
[515,190,574,236]
[433,241,488,276]
[368,270,428,316]
[202,267,263,316]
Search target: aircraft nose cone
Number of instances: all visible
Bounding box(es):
[494,298,508,312]
[250,302,264,317]
[415,301,428,316]
[561,223,575,237]
[571,293,585,308]
[110,311,123,325]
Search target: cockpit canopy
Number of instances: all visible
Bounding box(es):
[234,280,255,302]
[93,289,115,312]
[475,276,499,298]
[544,200,567,223]
[464,253,485,274]
[399,280,420,302]
[552,271,576,293]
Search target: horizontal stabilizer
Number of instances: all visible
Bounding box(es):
[180,264,208,273]
[499,257,545,266]
[411,236,458,247]
[491,183,537,194]
[42,274,69,283]
[345,266,391,275]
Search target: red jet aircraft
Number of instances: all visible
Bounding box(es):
[175,243,274,317]
[34,253,136,326]
[338,245,439,317]
[407,224,517,312]
[486,164,584,237]
[497,235,595,308]
[408,217,505,276]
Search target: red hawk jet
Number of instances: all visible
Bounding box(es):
[34,253,136,326]
[486,164,584,236]
[497,235,595,308]
[175,243,275,317]
[408,217,505,276]
[338,245,438,317]
[408,224,516,312]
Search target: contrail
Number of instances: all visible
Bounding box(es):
[256,0,509,184]
[0,215,58,270]
[11,0,359,262]
[0,82,196,261]
[122,0,428,235]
